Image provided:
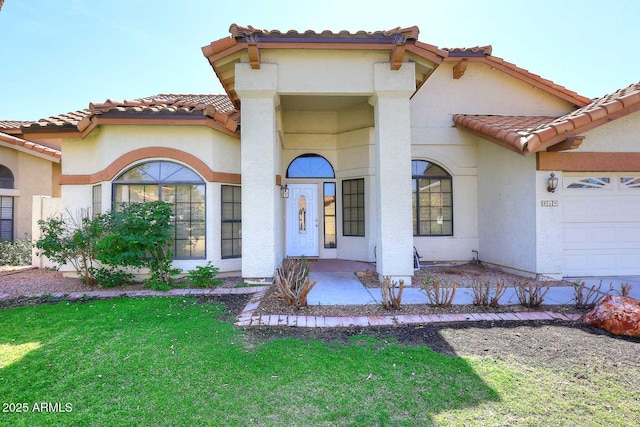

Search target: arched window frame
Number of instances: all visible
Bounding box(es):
[112,160,206,259]
[412,159,453,237]
[286,154,335,179]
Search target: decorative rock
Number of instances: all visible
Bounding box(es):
[583,295,640,337]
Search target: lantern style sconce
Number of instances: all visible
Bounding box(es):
[280,184,289,198]
[547,172,558,193]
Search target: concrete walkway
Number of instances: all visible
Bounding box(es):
[4,261,637,329]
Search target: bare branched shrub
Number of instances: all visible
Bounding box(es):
[381,276,404,310]
[422,274,457,308]
[514,279,550,307]
[573,280,603,309]
[274,257,317,309]
[471,279,507,308]
[610,282,634,298]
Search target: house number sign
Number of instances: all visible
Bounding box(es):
[540,200,558,207]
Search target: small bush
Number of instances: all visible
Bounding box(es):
[0,235,33,266]
[422,274,457,308]
[381,276,404,310]
[90,267,134,289]
[514,279,550,307]
[186,262,222,288]
[471,279,508,308]
[274,257,317,309]
[573,280,603,309]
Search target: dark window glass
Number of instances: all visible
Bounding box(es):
[221,185,241,258]
[412,160,453,236]
[92,184,102,218]
[342,178,365,237]
[0,165,14,189]
[323,182,336,248]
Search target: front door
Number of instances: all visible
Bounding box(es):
[286,183,319,257]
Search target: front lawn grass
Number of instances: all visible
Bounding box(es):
[0,297,637,426]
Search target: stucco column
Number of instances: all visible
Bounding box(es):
[235,63,279,280]
[371,62,415,283]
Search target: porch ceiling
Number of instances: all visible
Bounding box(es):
[280,95,369,112]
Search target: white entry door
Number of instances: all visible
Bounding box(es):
[286,184,319,257]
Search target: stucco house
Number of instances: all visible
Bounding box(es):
[13,24,640,282]
[0,122,61,242]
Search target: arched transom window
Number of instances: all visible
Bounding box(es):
[286,154,335,178]
[412,160,453,236]
[113,160,205,258]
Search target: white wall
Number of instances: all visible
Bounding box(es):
[477,140,538,274]
[410,61,576,266]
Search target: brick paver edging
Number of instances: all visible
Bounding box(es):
[234,311,583,328]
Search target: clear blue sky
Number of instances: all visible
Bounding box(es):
[1,0,639,120]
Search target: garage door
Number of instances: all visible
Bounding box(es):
[563,174,640,277]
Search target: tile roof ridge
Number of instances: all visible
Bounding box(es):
[228,23,420,41]
[443,45,493,56]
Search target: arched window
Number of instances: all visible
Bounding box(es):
[286,154,335,178]
[412,160,453,236]
[0,165,15,241]
[0,165,14,189]
[113,161,206,258]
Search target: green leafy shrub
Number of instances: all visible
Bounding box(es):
[94,201,177,290]
[89,266,134,288]
[0,235,33,266]
[36,210,106,285]
[186,262,222,288]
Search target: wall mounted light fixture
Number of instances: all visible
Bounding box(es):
[547,172,558,193]
[280,184,289,198]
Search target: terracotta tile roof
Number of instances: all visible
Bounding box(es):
[0,131,61,161]
[228,23,421,42]
[203,24,447,109]
[21,94,239,135]
[23,110,90,130]
[454,81,640,155]
[0,120,33,130]
[444,46,493,56]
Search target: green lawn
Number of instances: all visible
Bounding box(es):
[0,298,637,426]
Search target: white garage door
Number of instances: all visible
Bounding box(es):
[563,174,640,276]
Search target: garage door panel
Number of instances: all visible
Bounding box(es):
[564,224,640,249]
[564,250,640,276]
[562,173,640,276]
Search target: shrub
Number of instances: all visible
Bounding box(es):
[471,279,508,308]
[274,257,317,309]
[381,276,404,310]
[610,282,634,298]
[0,235,33,266]
[94,201,178,290]
[186,262,223,288]
[36,210,106,286]
[573,280,603,309]
[422,274,457,308]
[90,266,134,289]
[514,279,550,307]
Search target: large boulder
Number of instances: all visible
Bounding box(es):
[583,295,640,337]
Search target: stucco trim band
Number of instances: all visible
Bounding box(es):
[537,152,640,172]
[59,147,241,185]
